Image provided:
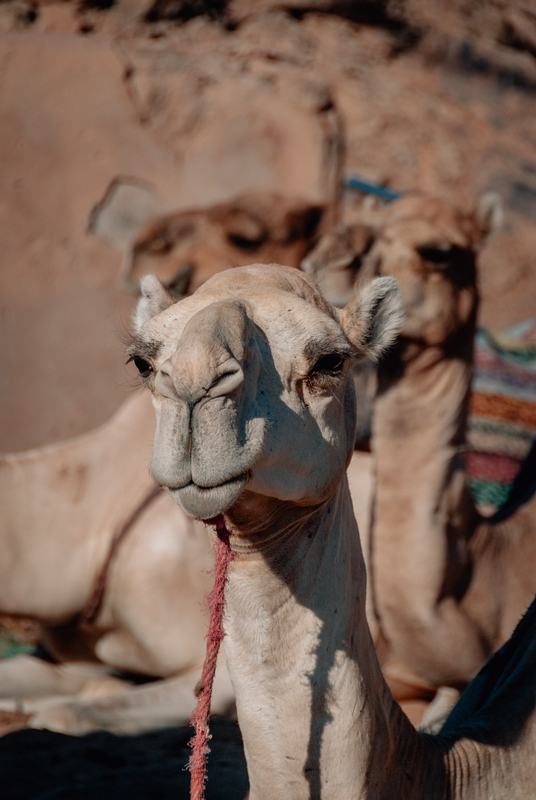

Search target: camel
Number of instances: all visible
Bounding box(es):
[89,185,326,296]
[0,188,359,736]
[0,392,235,734]
[133,263,536,799]
[307,192,536,727]
[308,191,534,715]
[0,192,502,735]
[362,194,536,711]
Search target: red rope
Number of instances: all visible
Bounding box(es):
[188,514,235,800]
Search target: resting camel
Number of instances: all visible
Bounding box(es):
[0,394,235,734]
[0,190,328,734]
[132,264,536,799]
[363,194,536,709]
[0,192,501,733]
[308,192,535,715]
[89,186,326,295]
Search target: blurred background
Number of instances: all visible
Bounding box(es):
[1,0,536,453]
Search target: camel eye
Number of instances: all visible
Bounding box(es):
[227,232,266,252]
[417,244,454,265]
[311,353,346,375]
[130,356,153,377]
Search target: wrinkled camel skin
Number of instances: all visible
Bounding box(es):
[134,263,536,800]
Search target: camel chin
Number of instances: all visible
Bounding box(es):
[169,475,248,520]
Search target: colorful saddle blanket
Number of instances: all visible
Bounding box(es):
[467,319,536,513]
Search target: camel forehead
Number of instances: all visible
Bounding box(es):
[380,196,476,249]
[381,217,470,250]
[141,265,346,360]
[195,262,329,301]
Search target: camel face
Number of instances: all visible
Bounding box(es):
[130,264,402,521]
[364,195,486,346]
[124,193,325,296]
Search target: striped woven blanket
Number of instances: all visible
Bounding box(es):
[467,319,536,514]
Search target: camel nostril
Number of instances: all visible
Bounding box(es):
[206,362,244,399]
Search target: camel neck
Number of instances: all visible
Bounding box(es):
[223,479,441,799]
[370,334,485,687]
[372,339,476,563]
[373,341,474,510]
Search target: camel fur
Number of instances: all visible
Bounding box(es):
[365,194,536,709]
[315,193,536,722]
[0,392,234,734]
[134,263,536,799]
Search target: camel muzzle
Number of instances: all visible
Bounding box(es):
[150,297,265,518]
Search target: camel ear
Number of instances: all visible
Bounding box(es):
[476,192,503,246]
[88,178,161,252]
[340,277,404,361]
[133,275,175,332]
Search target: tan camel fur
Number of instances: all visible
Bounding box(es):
[0,394,370,736]
[364,195,536,707]
[89,186,327,295]
[310,192,523,699]
[0,393,234,734]
[125,192,325,296]
[134,264,536,799]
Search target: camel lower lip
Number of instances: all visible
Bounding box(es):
[168,475,248,519]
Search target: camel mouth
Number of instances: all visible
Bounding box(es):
[168,474,248,519]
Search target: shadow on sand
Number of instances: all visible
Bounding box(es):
[0,717,248,800]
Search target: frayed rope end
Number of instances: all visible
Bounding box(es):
[188,513,235,800]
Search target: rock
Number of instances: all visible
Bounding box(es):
[0,33,183,451]
[122,28,344,212]
[0,22,344,451]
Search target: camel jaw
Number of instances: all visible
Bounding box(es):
[167,474,248,520]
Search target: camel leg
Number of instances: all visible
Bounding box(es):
[0,655,121,700]
[27,657,235,735]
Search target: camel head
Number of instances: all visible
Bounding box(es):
[362,193,502,347]
[129,265,403,522]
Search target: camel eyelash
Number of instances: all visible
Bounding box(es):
[304,352,348,396]
[309,352,348,376]
[126,354,154,380]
